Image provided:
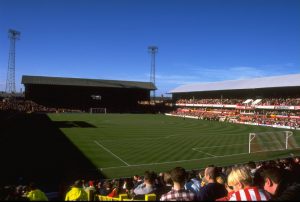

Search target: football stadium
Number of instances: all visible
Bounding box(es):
[1,1,300,200]
[1,74,300,200]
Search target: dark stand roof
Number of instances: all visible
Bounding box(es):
[22,75,156,90]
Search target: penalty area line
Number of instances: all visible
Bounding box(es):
[192,148,216,157]
[99,152,251,170]
[94,140,130,166]
[98,147,300,171]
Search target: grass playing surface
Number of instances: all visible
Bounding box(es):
[48,113,300,179]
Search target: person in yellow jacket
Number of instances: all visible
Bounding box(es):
[65,180,88,201]
[26,183,48,201]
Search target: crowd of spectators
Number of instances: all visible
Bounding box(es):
[2,156,300,201]
[176,98,300,106]
[0,182,49,201]
[260,98,300,106]
[176,99,244,105]
[171,107,300,129]
[0,99,82,113]
[237,115,300,128]
[262,111,300,116]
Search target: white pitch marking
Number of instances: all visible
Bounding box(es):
[99,152,249,170]
[192,148,216,157]
[94,140,130,166]
[99,148,300,170]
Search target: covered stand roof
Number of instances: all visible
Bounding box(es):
[170,74,300,93]
[22,75,157,90]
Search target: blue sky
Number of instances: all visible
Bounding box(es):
[0,0,299,96]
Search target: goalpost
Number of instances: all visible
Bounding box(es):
[90,108,107,114]
[249,131,295,153]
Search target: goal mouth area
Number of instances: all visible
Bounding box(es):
[90,108,107,114]
[249,131,298,154]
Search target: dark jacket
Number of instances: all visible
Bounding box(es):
[197,183,227,201]
[271,182,300,201]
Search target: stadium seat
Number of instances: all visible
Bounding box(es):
[145,193,156,201]
[98,193,156,201]
[98,194,128,201]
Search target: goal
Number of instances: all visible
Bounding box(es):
[90,108,107,114]
[249,131,296,153]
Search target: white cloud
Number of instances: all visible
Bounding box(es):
[156,74,201,85]
[188,66,264,81]
[177,63,300,83]
[155,65,266,87]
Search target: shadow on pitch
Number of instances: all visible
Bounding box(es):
[53,121,97,128]
[0,112,105,192]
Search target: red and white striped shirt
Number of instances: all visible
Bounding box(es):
[229,187,270,201]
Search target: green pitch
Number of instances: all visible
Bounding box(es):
[48,113,300,179]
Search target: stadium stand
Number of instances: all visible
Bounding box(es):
[21,75,157,113]
[169,97,300,130]
[1,156,300,201]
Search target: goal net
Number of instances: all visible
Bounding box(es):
[90,108,107,114]
[249,131,298,154]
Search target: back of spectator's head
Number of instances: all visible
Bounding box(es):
[199,169,205,179]
[133,175,140,181]
[125,179,134,190]
[252,167,265,188]
[260,166,284,185]
[163,172,173,185]
[259,166,287,195]
[205,166,218,181]
[227,166,252,188]
[103,180,112,190]
[28,182,37,190]
[170,167,187,185]
[225,166,233,177]
[73,180,82,188]
[144,171,156,184]
[247,161,256,170]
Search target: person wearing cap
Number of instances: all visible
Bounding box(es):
[85,180,96,201]
[65,180,88,201]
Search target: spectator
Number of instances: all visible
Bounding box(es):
[260,166,300,201]
[216,181,235,201]
[133,171,156,196]
[98,180,111,196]
[107,180,120,198]
[197,166,227,201]
[133,175,143,189]
[65,180,88,201]
[121,178,134,198]
[185,171,201,194]
[227,166,270,201]
[84,180,96,201]
[26,182,48,201]
[156,172,173,199]
[160,167,195,201]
